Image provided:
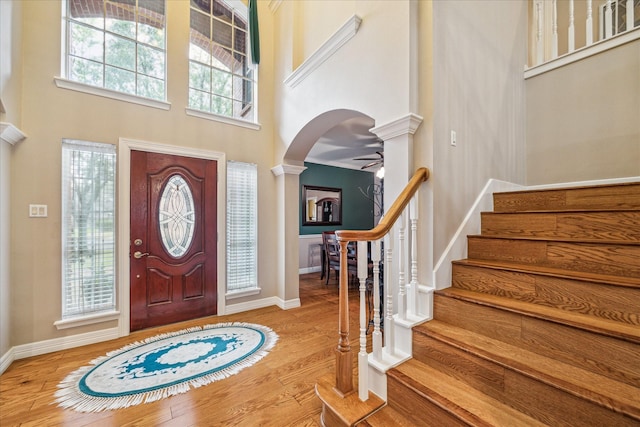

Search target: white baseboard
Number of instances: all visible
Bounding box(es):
[432,175,640,290]
[225,295,301,314]
[432,179,524,290]
[0,347,15,375]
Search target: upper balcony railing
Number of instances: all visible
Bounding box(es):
[527,0,639,77]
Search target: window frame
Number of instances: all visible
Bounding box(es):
[56,139,118,328]
[226,160,259,298]
[59,0,169,106]
[188,0,258,124]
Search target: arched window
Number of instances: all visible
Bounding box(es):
[189,0,256,122]
[62,0,167,101]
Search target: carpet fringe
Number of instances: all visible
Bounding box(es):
[53,322,279,413]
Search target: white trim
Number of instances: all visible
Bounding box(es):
[54,311,120,330]
[433,179,525,290]
[433,175,640,290]
[299,266,321,274]
[12,327,120,361]
[226,287,262,300]
[0,122,27,145]
[271,164,307,176]
[54,77,171,110]
[185,108,261,131]
[284,15,362,88]
[525,28,640,78]
[299,233,322,240]
[224,296,301,314]
[370,113,423,141]
[118,138,227,336]
[268,0,282,13]
[0,347,15,375]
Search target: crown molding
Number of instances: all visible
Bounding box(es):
[271,164,307,176]
[0,122,27,145]
[370,113,423,141]
[284,15,362,88]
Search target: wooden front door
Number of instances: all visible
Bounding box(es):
[130,150,217,331]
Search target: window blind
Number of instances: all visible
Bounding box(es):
[226,161,258,292]
[61,140,116,317]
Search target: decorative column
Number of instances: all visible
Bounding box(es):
[271,164,306,309]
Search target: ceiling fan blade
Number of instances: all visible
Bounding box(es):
[360,161,382,169]
[353,157,379,161]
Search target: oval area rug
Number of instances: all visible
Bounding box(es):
[55,322,278,412]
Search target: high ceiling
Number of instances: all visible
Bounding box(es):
[305,116,383,172]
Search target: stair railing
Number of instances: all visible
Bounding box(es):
[331,167,430,401]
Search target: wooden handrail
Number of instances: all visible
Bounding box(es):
[336,167,430,242]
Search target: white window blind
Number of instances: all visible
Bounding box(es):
[226,161,258,292]
[62,140,116,318]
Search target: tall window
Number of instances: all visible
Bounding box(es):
[63,0,167,101]
[226,161,258,293]
[189,0,256,121]
[62,140,116,317]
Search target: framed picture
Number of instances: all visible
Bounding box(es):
[302,185,342,226]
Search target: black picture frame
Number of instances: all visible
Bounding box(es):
[302,185,342,226]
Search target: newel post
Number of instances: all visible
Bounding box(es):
[335,240,353,396]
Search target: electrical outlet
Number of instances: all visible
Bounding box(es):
[450,130,457,147]
[29,204,48,218]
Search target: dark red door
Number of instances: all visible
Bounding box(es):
[130,150,217,331]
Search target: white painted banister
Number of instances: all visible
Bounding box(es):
[529,0,639,70]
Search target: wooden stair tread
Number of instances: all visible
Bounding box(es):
[454,258,640,288]
[359,405,417,426]
[417,320,640,419]
[467,233,640,246]
[391,360,549,427]
[436,287,640,344]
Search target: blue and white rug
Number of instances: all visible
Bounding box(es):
[55,322,278,412]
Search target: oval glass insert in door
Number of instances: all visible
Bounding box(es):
[159,174,196,257]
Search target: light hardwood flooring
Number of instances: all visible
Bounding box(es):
[0,273,362,427]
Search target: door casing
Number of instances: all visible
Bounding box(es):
[118,138,227,337]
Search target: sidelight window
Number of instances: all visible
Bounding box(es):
[61,140,116,318]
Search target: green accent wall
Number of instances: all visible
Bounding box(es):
[299,162,374,235]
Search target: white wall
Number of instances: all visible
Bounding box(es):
[431,0,528,271]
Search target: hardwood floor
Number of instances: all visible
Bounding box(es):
[0,274,360,427]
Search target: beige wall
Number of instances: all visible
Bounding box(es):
[0,0,24,360]
[431,0,528,268]
[10,0,278,346]
[526,40,640,185]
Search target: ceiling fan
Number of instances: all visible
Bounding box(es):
[354,151,383,170]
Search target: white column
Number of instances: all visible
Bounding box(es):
[552,0,558,58]
[535,0,544,65]
[627,0,635,32]
[605,0,613,39]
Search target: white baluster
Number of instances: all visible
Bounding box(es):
[627,0,634,32]
[371,239,382,361]
[568,0,575,52]
[357,240,368,401]
[552,0,558,58]
[605,0,613,39]
[586,0,593,45]
[397,211,407,321]
[409,196,419,317]
[536,0,544,65]
[384,231,394,355]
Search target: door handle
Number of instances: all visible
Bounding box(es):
[133,251,149,259]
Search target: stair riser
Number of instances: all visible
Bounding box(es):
[467,237,640,279]
[480,211,640,242]
[433,294,640,388]
[451,263,640,326]
[386,374,474,427]
[411,332,639,427]
[493,183,640,212]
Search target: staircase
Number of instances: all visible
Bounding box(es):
[362,182,640,426]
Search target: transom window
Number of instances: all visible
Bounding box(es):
[63,0,167,101]
[189,0,256,121]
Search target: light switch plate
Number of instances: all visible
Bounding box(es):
[29,204,48,218]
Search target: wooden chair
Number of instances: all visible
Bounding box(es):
[322,231,340,285]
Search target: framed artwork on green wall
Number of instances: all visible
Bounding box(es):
[303,185,342,226]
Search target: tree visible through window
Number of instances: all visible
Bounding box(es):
[189,0,256,121]
[64,0,167,101]
[62,140,116,318]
